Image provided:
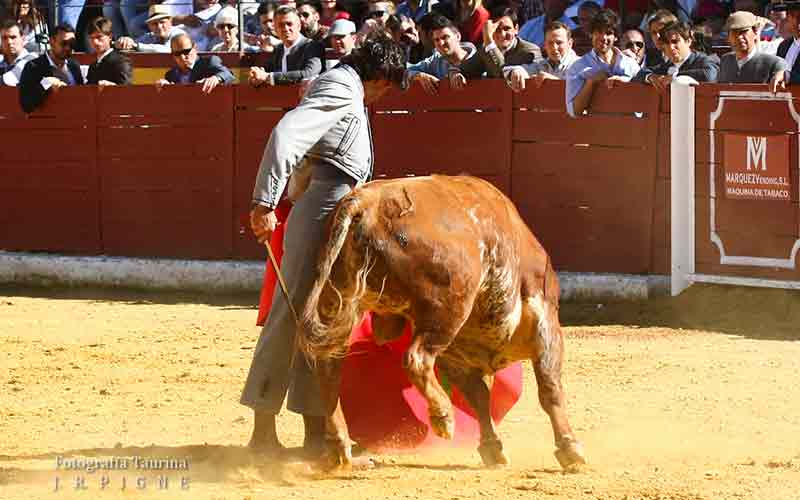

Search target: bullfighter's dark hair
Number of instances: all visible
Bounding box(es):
[341,30,407,85]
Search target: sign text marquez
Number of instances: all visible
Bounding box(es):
[723,134,791,201]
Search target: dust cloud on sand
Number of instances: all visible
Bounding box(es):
[1,284,799,499]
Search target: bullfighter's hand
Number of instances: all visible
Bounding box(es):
[605,75,626,88]
[115,37,136,50]
[154,78,172,89]
[414,73,439,94]
[44,77,66,90]
[589,70,609,82]
[199,75,221,94]
[250,205,279,245]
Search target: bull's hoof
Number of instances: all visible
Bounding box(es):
[554,436,587,471]
[319,439,353,472]
[478,439,509,467]
[429,413,455,440]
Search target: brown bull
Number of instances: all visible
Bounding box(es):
[298,175,586,470]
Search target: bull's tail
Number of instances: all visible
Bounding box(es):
[298,194,372,360]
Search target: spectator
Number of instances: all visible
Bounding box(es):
[18,24,84,113]
[211,7,256,51]
[453,7,541,81]
[455,0,489,46]
[319,0,351,27]
[565,9,640,116]
[366,1,395,26]
[103,0,148,39]
[718,11,786,90]
[172,0,224,51]
[298,1,328,41]
[620,27,646,64]
[632,21,718,89]
[570,0,600,55]
[776,1,800,82]
[328,18,356,58]
[115,4,187,53]
[504,20,578,91]
[155,33,234,93]
[518,0,574,47]
[396,0,438,23]
[0,20,36,86]
[56,0,85,45]
[643,9,677,69]
[86,16,133,86]
[406,15,478,93]
[386,14,426,63]
[249,2,282,53]
[13,0,47,53]
[248,6,325,86]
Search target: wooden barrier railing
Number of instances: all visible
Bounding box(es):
[0,80,666,275]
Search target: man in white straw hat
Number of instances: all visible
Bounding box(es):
[115,4,187,53]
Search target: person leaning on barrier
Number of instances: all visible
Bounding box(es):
[449,7,541,86]
[386,14,426,63]
[565,9,640,117]
[644,9,678,69]
[249,6,325,87]
[620,27,646,65]
[18,23,84,113]
[718,11,787,91]
[632,21,719,90]
[775,0,800,84]
[86,16,133,86]
[0,20,36,86]
[155,33,234,94]
[504,20,578,91]
[405,15,478,94]
[115,4,187,53]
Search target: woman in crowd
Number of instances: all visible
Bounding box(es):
[13,0,48,53]
[455,0,488,45]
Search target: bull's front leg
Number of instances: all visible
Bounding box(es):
[314,358,352,470]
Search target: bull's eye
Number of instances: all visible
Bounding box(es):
[394,232,409,248]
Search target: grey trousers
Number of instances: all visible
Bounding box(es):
[240,165,356,416]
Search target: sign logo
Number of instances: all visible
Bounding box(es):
[724,134,791,201]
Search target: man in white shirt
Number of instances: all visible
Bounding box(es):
[249,6,325,87]
[776,0,800,84]
[505,20,578,91]
[0,21,35,86]
[18,24,84,113]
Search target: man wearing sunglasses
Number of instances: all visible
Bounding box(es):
[211,7,256,52]
[298,1,328,42]
[620,28,646,65]
[155,33,234,94]
[18,23,84,113]
[249,5,324,87]
[632,21,718,89]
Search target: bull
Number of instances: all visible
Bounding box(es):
[297,175,586,470]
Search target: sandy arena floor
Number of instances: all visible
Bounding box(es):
[1,283,799,499]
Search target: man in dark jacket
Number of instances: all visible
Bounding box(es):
[155,34,235,94]
[633,21,719,89]
[776,0,800,84]
[718,11,786,90]
[86,16,133,86]
[18,23,84,113]
[248,5,324,87]
[451,7,541,82]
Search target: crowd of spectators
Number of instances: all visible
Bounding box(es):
[1,0,799,113]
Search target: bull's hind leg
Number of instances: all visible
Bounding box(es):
[437,362,509,467]
[403,331,457,440]
[528,295,587,470]
[315,357,353,470]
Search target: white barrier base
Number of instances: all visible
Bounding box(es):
[0,251,668,300]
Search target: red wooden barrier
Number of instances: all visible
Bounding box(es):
[0,86,101,254]
[512,80,661,274]
[96,85,235,259]
[693,84,800,281]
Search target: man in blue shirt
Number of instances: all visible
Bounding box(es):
[565,8,639,116]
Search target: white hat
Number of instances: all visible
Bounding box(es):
[145,4,172,24]
[215,7,239,27]
[329,19,356,36]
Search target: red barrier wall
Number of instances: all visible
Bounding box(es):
[0,80,664,275]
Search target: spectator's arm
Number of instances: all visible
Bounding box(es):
[482,44,506,78]
[272,41,324,85]
[18,60,47,113]
[680,60,718,83]
[117,54,134,85]
[457,49,487,79]
[567,70,607,117]
[207,55,235,85]
[631,66,654,83]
